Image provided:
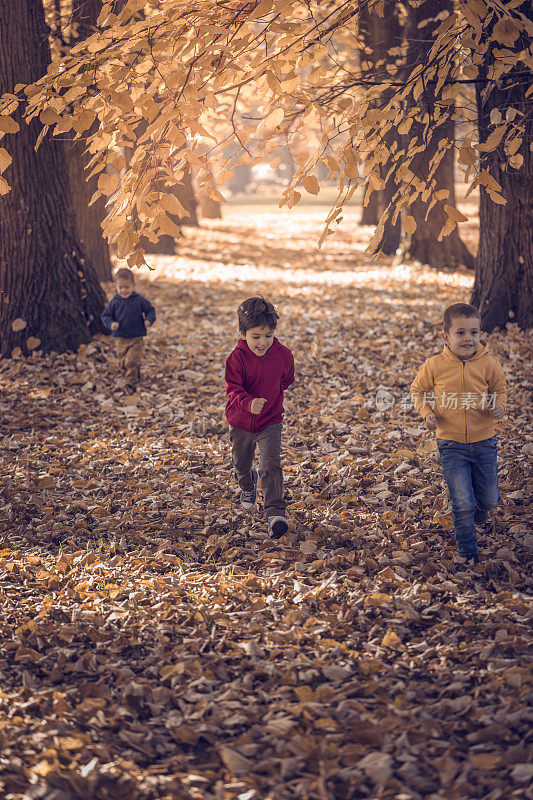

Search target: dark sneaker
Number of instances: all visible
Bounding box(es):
[474,509,488,524]
[240,469,258,511]
[456,553,479,568]
[268,516,289,538]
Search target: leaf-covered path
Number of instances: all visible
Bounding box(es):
[1,205,532,800]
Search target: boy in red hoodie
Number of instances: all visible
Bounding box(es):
[225,297,294,538]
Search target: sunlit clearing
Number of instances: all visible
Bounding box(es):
[128,205,474,291]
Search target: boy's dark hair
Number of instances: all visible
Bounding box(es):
[238,296,279,334]
[443,303,481,332]
[115,267,135,283]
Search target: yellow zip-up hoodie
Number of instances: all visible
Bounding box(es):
[410,340,507,443]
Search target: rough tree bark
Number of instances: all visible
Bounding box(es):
[471,6,533,331]
[358,0,402,253]
[66,0,113,281]
[404,0,474,269]
[0,0,106,357]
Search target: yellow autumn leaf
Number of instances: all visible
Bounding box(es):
[97,172,120,195]
[159,193,188,217]
[0,147,13,173]
[444,204,468,222]
[493,18,520,46]
[381,630,402,649]
[438,217,457,241]
[11,318,27,332]
[486,189,507,205]
[471,753,501,770]
[505,137,522,157]
[264,107,285,130]
[26,337,41,350]
[0,116,19,134]
[160,663,185,680]
[508,154,523,170]
[127,250,146,269]
[32,761,53,778]
[287,190,301,208]
[39,108,62,125]
[250,0,274,21]
[364,593,391,608]
[58,736,86,751]
[219,745,251,775]
[394,448,416,460]
[476,125,507,153]
[302,175,320,195]
[157,211,182,238]
[402,215,417,234]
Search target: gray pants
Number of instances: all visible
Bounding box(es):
[230,423,285,518]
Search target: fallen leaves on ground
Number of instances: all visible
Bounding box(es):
[0,204,531,800]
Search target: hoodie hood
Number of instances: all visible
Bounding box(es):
[235,336,284,358]
[442,339,489,362]
[114,290,139,300]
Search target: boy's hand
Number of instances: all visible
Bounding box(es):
[111,322,119,331]
[490,404,504,420]
[425,412,437,430]
[250,397,267,415]
[145,320,151,327]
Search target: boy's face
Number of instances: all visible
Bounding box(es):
[444,315,481,359]
[116,279,134,298]
[242,325,274,357]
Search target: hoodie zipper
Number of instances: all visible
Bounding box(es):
[250,355,265,433]
[462,360,468,442]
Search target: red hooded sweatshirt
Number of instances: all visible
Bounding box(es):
[225,337,295,432]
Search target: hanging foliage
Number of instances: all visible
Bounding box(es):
[0,0,531,266]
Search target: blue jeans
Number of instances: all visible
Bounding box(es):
[436,437,499,559]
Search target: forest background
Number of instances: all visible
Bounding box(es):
[0,1,532,799]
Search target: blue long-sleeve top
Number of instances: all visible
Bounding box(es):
[101,291,156,338]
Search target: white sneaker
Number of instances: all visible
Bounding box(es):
[268,516,289,538]
[240,469,258,511]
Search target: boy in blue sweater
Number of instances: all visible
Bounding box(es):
[101,268,156,392]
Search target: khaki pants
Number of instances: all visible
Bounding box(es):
[115,337,144,386]
[230,422,285,518]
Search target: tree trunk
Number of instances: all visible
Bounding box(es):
[67,132,112,281]
[198,192,222,219]
[0,0,106,357]
[470,11,533,331]
[405,0,474,270]
[193,153,222,218]
[175,167,198,227]
[360,185,380,225]
[358,0,402,252]
[66,0,112,282]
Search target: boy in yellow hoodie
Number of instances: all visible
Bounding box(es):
[410,303,507,564]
